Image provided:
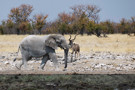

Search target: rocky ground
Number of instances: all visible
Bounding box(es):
[0,51,135,74]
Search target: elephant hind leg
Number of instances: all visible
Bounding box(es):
[16,61,24,70]
[17,57,28,70]
[40,55,49,70]
[17,52,32,70]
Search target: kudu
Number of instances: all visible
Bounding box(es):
[69,34,80,62]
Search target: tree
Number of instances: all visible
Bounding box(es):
[86,5,100,23]
[19,21,32,34]
[6,19,14,29]
[70,4,100,35]
[71,4,100,23]
[118,18,130,34]
[78,12,88,35]
[33,14,48,34]
[58,23,70,35]
[130,17,135,35]
[8,4,33,34]
[58,12,75,24]
[0,25,4,34]
[86,20,95,35]
[100,20,114,34]
[57,12,76,34]
[8,4,33,23]
[6,19,15,34]
[94,24,102,37]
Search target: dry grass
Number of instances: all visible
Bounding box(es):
[65,34,135,53]
[0,34,135,53]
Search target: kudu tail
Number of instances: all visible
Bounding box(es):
[13,46,20,62]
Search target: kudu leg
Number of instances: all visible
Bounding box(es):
[71,51,74,62]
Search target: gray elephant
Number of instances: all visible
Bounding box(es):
[14,34,69,70]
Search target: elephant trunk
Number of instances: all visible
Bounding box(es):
[64,48,69,68]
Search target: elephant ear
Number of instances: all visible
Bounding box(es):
[45,36,57,49]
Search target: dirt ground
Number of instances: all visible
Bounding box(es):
[1,51,135,74]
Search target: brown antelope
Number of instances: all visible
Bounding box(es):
[69,34,80,62]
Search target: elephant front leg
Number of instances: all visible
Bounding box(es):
[39,55,49,70]
[49,52,59,71]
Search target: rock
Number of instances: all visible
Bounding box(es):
[33,57,41,61]
[94,63,106,69]
[102,66,108,70]
[0,56,5,59]
[34,60,41,63]
[72,63,76,65]
[0,68,2,71]
[116,67,122,71]
[90,56,94,58]
[29,61,35,64]
[118,64,123,67]
[106,65,114,69]
[122,64,133,70]
[63,68,67,71]
[47,61,53,66]
[30,66,34,70]
[95,51,101,53]
[132,57,135,61]
[80,56,87,59]
[131,65,135,69]
[57,55,63,58]
[4,61,10,65]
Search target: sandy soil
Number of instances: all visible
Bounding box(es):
[1,51,135,74]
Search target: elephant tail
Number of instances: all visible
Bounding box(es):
[13,46,20,62]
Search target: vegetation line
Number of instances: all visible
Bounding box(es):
[0,4,134,36]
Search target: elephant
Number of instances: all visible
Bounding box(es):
[14,34,69,70]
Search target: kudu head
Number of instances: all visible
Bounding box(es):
[68,34,78,48]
